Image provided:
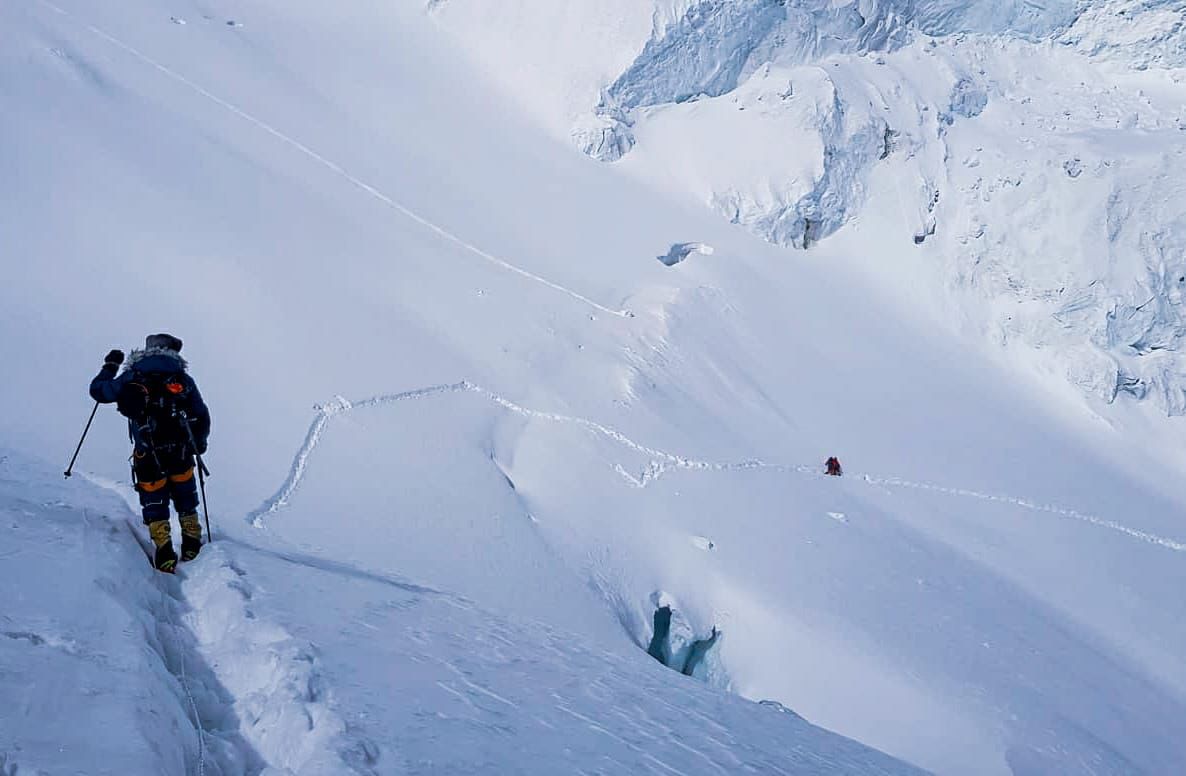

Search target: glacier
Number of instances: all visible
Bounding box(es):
[435,0,1186,416]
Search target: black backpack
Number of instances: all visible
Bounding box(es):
[117,370,192,443]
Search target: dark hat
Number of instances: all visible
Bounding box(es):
[146,333,183,352]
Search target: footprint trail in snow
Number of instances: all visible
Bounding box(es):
[251,381,1186,553]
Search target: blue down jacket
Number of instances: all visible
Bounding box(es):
[90,348,211,453]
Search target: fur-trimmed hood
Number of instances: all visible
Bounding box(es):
[122,347,188,373]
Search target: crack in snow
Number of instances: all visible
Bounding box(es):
[222,536,450,598]
[35,0,633,321]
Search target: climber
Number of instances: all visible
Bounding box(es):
[89,333,210,572]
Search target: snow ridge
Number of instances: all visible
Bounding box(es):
[110,515,218,775]
[250,382,1186,553]
[81,483,370,774]
[36,0,632,320]
[181,547,372,774]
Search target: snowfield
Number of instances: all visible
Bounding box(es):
[3,0,1186,774]
[2,448,919,775]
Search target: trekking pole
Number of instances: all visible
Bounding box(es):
[179,410,213,541]
[64,401,100,478]
[195,455,212,542]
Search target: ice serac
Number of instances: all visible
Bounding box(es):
[439,0,1186,415]
[1061,0,1186,69]
[580,0,1085,160]
[586,0,788,161]
[583,0,916,162]
[911,0,1080,38]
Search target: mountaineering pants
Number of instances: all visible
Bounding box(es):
[133,445,199,524]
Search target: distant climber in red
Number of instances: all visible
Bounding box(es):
[825,457,843,477]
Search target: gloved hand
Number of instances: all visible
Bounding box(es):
[194,437,208,456]
[104,349,125,367]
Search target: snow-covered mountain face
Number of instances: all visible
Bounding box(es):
[5,0,1186,774]
[433,0,1186,415]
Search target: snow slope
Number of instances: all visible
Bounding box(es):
[1,449,919,775]
[3,0,1186,774]
[433,0,1186,416]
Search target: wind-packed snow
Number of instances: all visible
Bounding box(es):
[4,0,1186,774]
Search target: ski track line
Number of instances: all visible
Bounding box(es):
[36,0,632,320]
[250,381,1186,554]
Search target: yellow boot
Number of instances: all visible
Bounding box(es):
[147,520,177,573]
[179,512,203,562]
